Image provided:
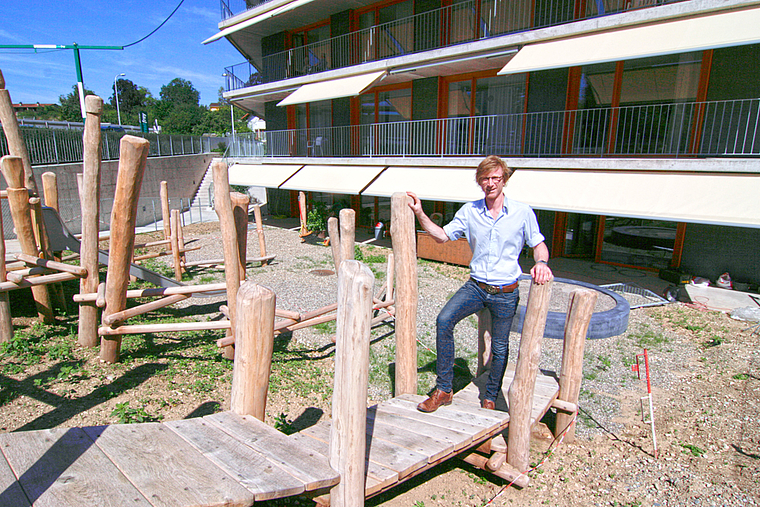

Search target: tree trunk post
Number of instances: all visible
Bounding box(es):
[0,156,53,324]
[41,172,59,212]
[78,95,103,347]
[100,136,149,363]
[212,160,241,361]
[390,192,417,396]
[556,288,598,443]
[230,281,276,420]
[0,207,12,342]
[230,191,250,282]
[329,260,373,507]
[339,208,355,267]
[170,209,182,281]
[507,279,553,472]
[253,204,269,265]
[0,70,39,194]
[160,180,171,242]
[385,252,394,302]
[327,216,341,272]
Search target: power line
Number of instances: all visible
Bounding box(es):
[123,0,186,48]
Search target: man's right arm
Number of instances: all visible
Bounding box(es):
[406,191,449,243]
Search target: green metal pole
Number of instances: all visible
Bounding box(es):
[73,43,86,121]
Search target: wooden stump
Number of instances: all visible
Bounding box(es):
[329,260,374,507]
[339,208,355,266]
[230,191,250,281]
[390,192,417,396]
[170,209,182,281]
[230,281,275,420]
[0,71,39,194]
[507,280,552,473]
[253,204,269,265]
[100,136,150,363]
[160,181,171,242]
[327,216,341,272]
[0,207,12,342]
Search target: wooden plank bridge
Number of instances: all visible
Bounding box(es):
[0,366,559,507]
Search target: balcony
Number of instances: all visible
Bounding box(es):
[221,0,277,20]
[225,97,760,159]
[224,0,687,91]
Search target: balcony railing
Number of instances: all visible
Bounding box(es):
[0,127,214,166]
[226,0,686,90]
[224,98,760,159]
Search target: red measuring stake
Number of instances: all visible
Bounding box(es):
[632,349,658,458]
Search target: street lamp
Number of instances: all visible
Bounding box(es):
[114,72,125,125]
[222,73,235,147]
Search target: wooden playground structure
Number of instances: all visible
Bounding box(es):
[0,78,600,507]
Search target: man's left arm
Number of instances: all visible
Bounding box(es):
[530,241,553,284]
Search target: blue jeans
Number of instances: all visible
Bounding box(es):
[435,278,519,402]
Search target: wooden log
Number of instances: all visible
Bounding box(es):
[99,320,231,336]
[15,252,87,277]
[7,267,53,283]
[182,254,275,268]
[170,209,182,281]
[74,282,227,303]
[476,309,492,377]
[253,204,269,265]
[41,172,59,211]
[330,260,374,507]
[100,135,150,363]
[0,272,78,291]
[300,302,338,322]
[212,160,241,360]
[79,95,103,347]
[230,281,276,420]
[132,244,201,262]
[390,192,417,396]
[0,72,39,193]
[338,208,355,268]
[327,216,341,272]
[0,204,12,342]
[507,280,552,473]
[177,211,186,272]
[160,180,171,242]
[551,398,578,413]
[386,252,395,302]
[486,451,506,471]
[102,294,190,327]
[230,191,250,281]
[460,452,529,488]
[1,156,53,323]
[276,308,301,321]
[96,282,106,308]
[298,191,308,236]
[556,289,598,442]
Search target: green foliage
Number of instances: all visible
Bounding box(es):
[273,413,296,435]
[160,78,200,106]
[680,442,706,457]
[58,85,96,121]
[111,402,160,424]
[306,202,329,232]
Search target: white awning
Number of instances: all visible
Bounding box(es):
[280,165,387,194]
[362,166,483,203]
[202,0,313,44]
[499,7,760,75]
[363,166,760,227]
[277,71,387,106]
[227,163,303,188]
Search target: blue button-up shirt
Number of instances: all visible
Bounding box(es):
[443,196,545,286]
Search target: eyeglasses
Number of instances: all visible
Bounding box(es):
[478,176,503,184]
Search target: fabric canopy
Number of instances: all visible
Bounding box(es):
[202,0,313,44]
[362,166,483,203]
[279,164,386,194]
[277,71,386,106]
[499,7,760,74]
[227,163,303,188]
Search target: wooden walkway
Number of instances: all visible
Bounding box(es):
[0,368,558,507]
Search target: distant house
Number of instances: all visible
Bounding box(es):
[12,102,54,113]
[206,0,760,287]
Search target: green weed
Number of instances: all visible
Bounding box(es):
[111,402,160,424]
[680,442,706,457]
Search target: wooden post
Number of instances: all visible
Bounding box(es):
[507,280,552,473]
[170,209,182,281]
[212,160,241,361]
[385,252,394,302]
[556,289,598,443]
[327,216,341,272]
[339,208,355,266]
[390,192,417,396]
[230,281,275,420]
[329,260,374,507]
[160,180,171,242]
[0,156,53,323]
[0,208,12,342]
[0,70,39,194]
[476,309,492,377]
[252,204,269,265]
[100,136,150,363]
[230,191,250,281]
[41,172,59,212]
[76,120,102,344]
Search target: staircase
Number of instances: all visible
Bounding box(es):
[191,161,215,209]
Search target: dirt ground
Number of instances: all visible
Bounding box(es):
[0,222,758,507]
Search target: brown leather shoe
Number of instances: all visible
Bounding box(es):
[417,389,453,413]
[481,399,495,410]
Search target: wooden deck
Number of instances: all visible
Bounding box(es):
[0,368,559,506]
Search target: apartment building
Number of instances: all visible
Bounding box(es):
[205,0,760,286]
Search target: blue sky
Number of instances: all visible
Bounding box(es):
[0,0,243,106]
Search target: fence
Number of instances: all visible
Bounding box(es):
[228,97,760,159]
[0,127,215,166]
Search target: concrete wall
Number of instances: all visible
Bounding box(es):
[2,153,213,237]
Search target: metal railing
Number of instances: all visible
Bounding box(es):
[0,127,215,166]
[226,0,686,90]
[225,98,760,158]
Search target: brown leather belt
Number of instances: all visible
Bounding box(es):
[471,278,518,295]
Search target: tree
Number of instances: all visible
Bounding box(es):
[58,85,96,122]
[110,78,149,116]
[160,78,200,107]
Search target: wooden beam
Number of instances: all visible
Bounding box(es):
[391,192,417,396]
[15,252,87,277]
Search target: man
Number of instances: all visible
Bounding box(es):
[408,155,553,413]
